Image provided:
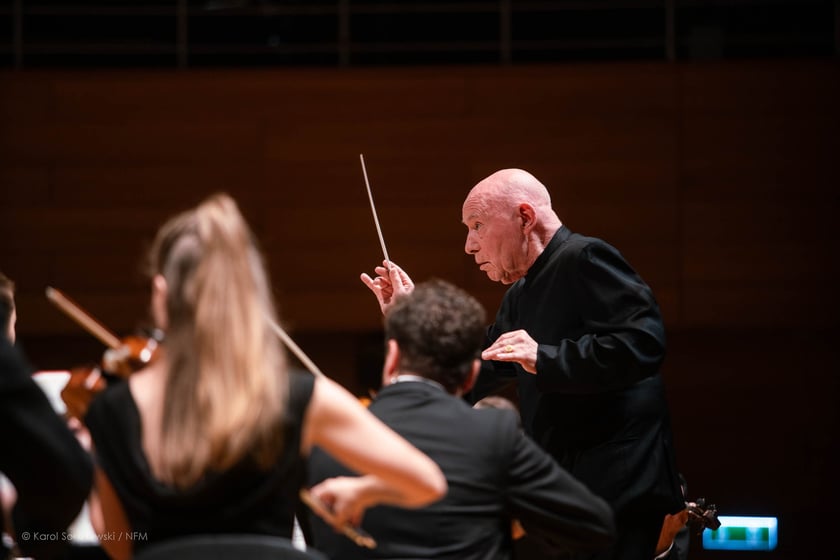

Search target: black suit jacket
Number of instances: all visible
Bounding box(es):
[474,226,684,518]
[0,338,93,559]
[307,380,615,560]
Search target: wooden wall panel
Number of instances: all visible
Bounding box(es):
[1,60,837,336]
[0,166,52,205]
[0,76,54,124]
[0,122,264,165]
[680,61,840,328]
[51,164,266,206]
[1,59,838,559]
[466,64,677,118]
[42,70,466,124]
[1,207,168,253]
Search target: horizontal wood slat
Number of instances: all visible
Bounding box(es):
[2,60,837,335]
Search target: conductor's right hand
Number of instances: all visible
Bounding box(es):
[360,261,415,315]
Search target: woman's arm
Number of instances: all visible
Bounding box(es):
[301,376,446,524]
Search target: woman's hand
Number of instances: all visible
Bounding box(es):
[308,475,381,528]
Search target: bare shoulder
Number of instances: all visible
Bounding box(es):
[127,363,166,411]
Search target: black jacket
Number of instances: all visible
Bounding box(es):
[0,338,93,559]
[307,379,615,560]
[475,226,684,518]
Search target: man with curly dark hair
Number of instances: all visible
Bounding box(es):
[307,279,615,560]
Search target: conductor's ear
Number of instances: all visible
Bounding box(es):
[518,204,537,232]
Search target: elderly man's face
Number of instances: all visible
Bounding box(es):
[461,194,528,285]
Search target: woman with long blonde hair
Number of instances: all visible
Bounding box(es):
[84,194,445,560]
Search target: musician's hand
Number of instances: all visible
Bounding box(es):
[655,509,689,556]
[481,330,539,374]
[360,261,415,315]
[309,476,374,529]
[1,475,17,529]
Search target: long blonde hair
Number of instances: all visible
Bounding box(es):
[149,193,288,488]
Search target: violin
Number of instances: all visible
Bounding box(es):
[685,497,721,533]
[45,287,162,420]
[59,333,162,421]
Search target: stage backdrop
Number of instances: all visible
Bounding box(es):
[1,59,838,558]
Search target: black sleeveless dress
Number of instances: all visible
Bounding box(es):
[85,371,314,553]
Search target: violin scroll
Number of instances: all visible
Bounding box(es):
[46,286,164,419]
[686,497,721,534]
[101,330,163,378]
[58,330,164,420]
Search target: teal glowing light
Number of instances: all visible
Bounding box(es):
[702,515,778,551]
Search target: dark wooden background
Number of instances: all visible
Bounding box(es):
[2,59,838,557]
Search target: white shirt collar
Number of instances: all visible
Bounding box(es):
[391,374,447,393]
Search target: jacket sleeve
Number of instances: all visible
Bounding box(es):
[501,410,615,553]
[536,241,667,393]
[0,340,93,560]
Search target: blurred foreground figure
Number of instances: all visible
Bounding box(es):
[83,193,446,560]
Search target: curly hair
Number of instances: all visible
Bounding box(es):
[384,279,486,393]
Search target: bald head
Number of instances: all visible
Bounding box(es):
[468,169,552,209]
[461,169,562,284]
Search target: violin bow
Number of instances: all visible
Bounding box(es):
[48,289,368,545]
[359,154,392,270]
[45,286,122,349]
[265,319,378,548]
[299,489,377,549]
[48,286,317,380]
[265,317,325,379]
